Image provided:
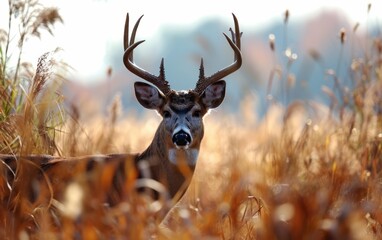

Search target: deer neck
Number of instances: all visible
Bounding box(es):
[137,122,199,197]
[167,148,199,167]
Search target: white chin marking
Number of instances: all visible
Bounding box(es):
[168,148,199,166]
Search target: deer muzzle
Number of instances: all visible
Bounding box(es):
[172,128,192,149]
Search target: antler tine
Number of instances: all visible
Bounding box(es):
[123,13,171,96]
[194,13,242,95]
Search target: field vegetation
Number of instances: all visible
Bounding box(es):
[1,1,382,239]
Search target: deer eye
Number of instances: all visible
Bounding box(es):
[163,110,171,118]
[192,110,201,118]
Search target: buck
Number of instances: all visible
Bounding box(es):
[1,13,242,220]
[122,12,242,200]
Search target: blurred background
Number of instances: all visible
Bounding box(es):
[1,0,381,118]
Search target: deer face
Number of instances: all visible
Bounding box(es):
[134,80,226,150]
[124,13,242,166]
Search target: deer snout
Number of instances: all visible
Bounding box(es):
[172,128,192,149]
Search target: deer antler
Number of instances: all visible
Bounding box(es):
[193,13,242,95]
[123,13,171,96]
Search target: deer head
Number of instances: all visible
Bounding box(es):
[123,13,242,167]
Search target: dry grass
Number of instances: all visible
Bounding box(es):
[159,95,382,239]
[0,0,64,155]
[1,1,382,239]
[1,106,381,238]
[28,85,378,239]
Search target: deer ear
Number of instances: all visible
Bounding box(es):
[134,82,165,109]
[201,80,226,109]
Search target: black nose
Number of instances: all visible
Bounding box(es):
[172,130,191,147]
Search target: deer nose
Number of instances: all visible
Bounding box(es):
[172,130,192,148]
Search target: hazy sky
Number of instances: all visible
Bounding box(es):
[1,0,379,83]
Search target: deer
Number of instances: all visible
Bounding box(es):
[0,13,242,235]
[121,12,242,200]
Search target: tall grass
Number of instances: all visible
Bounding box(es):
[0,0,64,155]
[159,7,382,239]
[0,1,382,239]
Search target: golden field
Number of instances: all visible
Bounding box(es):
[1,1,382,239]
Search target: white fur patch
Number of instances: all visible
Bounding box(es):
[168,148,199,166]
